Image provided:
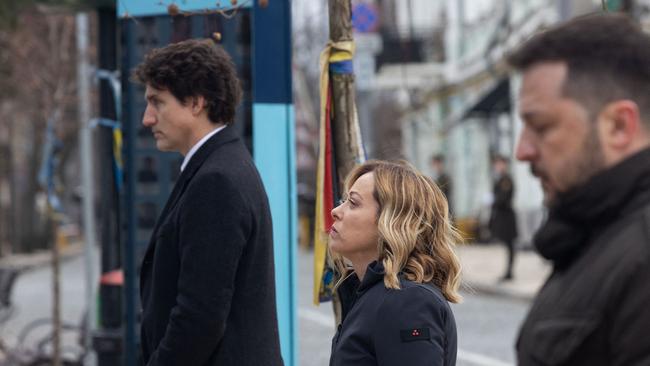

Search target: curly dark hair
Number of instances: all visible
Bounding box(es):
[508,13,650,125]
[133,39,242,125]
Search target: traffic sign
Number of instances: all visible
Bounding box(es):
[352,2,379,33]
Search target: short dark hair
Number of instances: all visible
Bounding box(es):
[431,154,445,163]
[133,39,242,125]
[508,13,650,124]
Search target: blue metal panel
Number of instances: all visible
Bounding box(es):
[251,2,295,363]
[253,103,297,366]
[121,17,139,366]
[120,3,294,364]
[252,0,292,104]
[118,0,251,18]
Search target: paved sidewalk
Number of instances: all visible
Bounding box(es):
[456,243,551,302]
[0,241,85,271]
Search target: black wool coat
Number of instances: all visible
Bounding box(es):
[517,148,650,365]
[139,126,283,366]
[330,261,457,366]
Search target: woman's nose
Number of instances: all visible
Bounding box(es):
[331,204,342,221]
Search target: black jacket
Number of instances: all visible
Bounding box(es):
[517,148,650,366]
[139,127,283,366]
[330,261,457,366]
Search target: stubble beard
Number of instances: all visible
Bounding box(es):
[543,125,605,206]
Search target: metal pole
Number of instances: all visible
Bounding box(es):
[51,207,61,366]
[76,12,98,364]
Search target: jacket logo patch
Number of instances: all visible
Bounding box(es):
[400,328,430,342]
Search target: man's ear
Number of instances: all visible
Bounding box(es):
[190,96,206,115]
[598,100,640,150]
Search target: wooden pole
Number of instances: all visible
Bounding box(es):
[328,0,362,194]
[327,0,363,323]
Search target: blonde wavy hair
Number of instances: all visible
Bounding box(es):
[329,160,462,303]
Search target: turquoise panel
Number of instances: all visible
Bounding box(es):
[253,103,296,366]
[118,0,251,18]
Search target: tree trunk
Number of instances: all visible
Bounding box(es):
[327,0,363,324]
[328,0,361,194]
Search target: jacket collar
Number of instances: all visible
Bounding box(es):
[143,125,239,261]
[534,147,650,268]
[178,125,238,185]
[158,125,238,222]
[357,260,385,294]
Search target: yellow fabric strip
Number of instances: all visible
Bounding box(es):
[313,39,358,305]
[313,42,332,305]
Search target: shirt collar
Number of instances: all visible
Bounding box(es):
[181,125,226,172]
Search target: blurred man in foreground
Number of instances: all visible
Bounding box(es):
[510,13,650,365]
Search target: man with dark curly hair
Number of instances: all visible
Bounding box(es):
[134,39,283,366]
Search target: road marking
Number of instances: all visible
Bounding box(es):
[300,306,514,366]
[299,307,335,328]
[458,349,513,366]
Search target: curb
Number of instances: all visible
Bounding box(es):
[0,242,85,273]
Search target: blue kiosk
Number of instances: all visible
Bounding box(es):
[117,1,295,365]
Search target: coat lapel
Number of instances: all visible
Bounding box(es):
[140,126,240,267]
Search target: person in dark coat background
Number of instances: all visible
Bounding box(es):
[134,39,283,366]
[431,154,453,216]
[328,160,461,366]
[489,155,518,281]
[509,13,650,365]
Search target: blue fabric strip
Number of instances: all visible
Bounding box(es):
[330,60,354,74]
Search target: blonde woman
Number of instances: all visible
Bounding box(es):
[328,160,461,366]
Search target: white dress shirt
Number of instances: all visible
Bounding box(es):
[180,125,227,172]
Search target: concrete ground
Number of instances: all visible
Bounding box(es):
[456,242,551,301]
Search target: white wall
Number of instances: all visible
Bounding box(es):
[448,120,492,218]
[395,0,444,37]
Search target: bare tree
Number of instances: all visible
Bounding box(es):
[0,5,80,254]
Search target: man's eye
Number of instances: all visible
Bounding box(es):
[531,123,550,135]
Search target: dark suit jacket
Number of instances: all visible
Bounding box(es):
[140,126,283,366]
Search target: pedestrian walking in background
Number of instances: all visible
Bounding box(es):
[488,155,518,281]
[509,13,650,366]
[134,39,283,366]
[431,154,453,216]
[328,160,461,366]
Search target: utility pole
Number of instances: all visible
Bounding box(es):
[328,0,364,193]
[316,0,364,322]
[76,12,97,365]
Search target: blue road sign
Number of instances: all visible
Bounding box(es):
[352,3,379,33]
